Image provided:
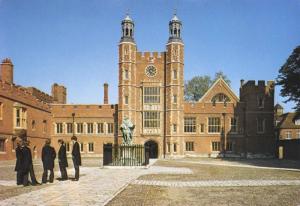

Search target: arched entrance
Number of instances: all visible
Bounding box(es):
[145,140,158,159]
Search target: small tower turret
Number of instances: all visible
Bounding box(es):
[120,14,135,43]
[168,13,182,43]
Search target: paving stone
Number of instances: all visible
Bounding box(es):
[132,179,300,187]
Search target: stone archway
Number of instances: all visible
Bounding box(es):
[144,140,158,159]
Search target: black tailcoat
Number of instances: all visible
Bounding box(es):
[72,141,81,166]
[58,144,68,167]
[42,145,56,170]
[14,146,22,172]
[21,146,32,173]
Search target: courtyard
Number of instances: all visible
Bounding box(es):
[0,157,299,205]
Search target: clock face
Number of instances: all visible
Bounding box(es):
[145,65,157,77]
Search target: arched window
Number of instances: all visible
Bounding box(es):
[211,93,230,103]
[125,28,129,36]
[174,28,177,35]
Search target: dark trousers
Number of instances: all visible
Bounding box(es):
[73,161,80,180]
[16,171,23,185]
[29,164,39,184]
[22,171,29,186]
[42,169,54,183]
[59,164,68,180]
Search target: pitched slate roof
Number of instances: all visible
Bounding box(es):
[276,113,300,129]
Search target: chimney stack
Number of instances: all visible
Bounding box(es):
[103,83,108,104]
[0,58,14,84]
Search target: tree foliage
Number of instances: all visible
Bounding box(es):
[276,45,300,112]
[184,71,231,102]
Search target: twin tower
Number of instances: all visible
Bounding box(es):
[118,13,185,150]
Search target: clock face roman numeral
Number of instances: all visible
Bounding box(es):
[145,65,157,77]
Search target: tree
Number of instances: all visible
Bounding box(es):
[184,76,211,101]
[184,71,231,102]
[213,71,231,86]
[276,45,300,112]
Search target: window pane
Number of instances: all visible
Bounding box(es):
[144,112,160,128]
[144,87,160,104]
[208,117,220,133]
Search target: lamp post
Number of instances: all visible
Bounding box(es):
[72,113,75,137]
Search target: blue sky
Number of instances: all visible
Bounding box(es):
[0,0,299,111]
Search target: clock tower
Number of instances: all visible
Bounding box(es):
[118,14,137,144]
[165,14,185,155]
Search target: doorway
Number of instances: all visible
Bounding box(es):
[145,140,158,158]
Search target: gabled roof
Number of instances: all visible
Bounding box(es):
[275,103,283,109]
[198,77,239,103]
[276,113,300,129]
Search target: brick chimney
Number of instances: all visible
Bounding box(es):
[51,83,67,104]
[103,83,108,104]
[0,58,14,84]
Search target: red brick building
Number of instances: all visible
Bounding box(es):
[0,58,52,160]
[0,14,276,160]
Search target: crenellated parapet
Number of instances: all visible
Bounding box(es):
[0,80,51,112]
[25,87,54,104]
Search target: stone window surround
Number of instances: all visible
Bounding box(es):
[285,131,291,139]
[13,106,27,129]
[257,118,265,134]
[208,117,221,134]
[88,142,94,153]
[54,122,113,135]
[185,141,194,151]
[211,141,221,152]
[184,117,196,133]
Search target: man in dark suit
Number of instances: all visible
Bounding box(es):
[20,140,33,186]
[71,136,81,181]
[14,139,23,185]
[58,139,68,180]
[42,139,56,183]
[18,130,40,186]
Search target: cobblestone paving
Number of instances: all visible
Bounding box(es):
[0,165,192,206]
[176,159,300,171]
[0,167,143,206]
[147,166,192,174]
[132,179,300,187]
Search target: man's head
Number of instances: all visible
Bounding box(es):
[71,136,77,142]
[18,129,27,141]
[45,139,51,145]
[58,139,64,145]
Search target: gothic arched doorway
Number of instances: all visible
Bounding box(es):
[145,140,158,159]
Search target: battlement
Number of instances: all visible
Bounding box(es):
[136,51,164,60]
[241,80,275,88]
[1,58,13,64]
[26,87,54,103]
[0,80,51,111]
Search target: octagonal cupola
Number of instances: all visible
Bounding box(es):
[168,13,182,43]
[120,13,135,43]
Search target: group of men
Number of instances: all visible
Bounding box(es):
[15,130,81,186]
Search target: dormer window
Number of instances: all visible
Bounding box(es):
[295,119,300,126]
